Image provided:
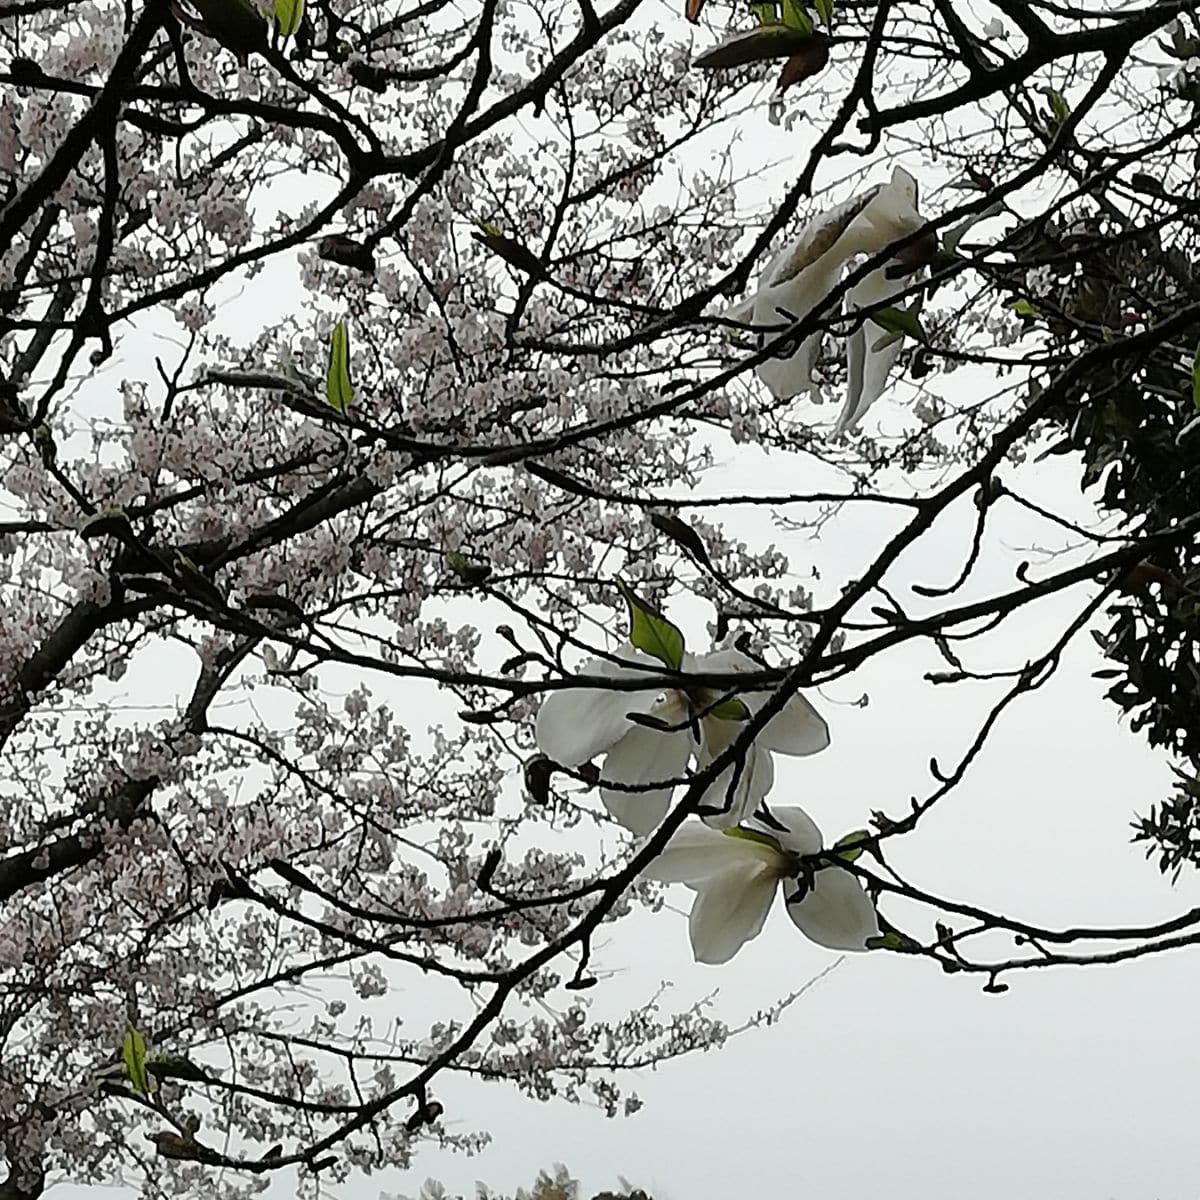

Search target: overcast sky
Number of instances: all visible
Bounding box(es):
[359,440,1200,1200]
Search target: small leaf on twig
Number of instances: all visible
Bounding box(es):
[694,24,820,68]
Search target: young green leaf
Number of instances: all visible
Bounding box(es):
[445,551,492,586]
[865,930,920,952]
[831,829,870,863]
[123,1027,152,1096]
[694,23,818,67]
[615,578,685,670]
[872,305,927,343]
[813,0,832,25]
[780,0,813,34]
[1043,87,1070,127]
[1010,297,1039,319]
[707,695,751,721]
[325,321,353,414]
[274,0,303,39]
[750,2,777,23]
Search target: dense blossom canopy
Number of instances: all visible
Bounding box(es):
[4,0,1200,1197]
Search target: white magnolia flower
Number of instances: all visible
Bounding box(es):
[725,166,926,433]
[534,645,829,835]
[641,807,880,964]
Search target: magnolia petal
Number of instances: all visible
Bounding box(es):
[698,649,829,756]
[757,692,829,755]
[834,167,923,263]
[696,741,775,829]
[725,176,921,403]
[785,867,880,950]
[724,295,757,324]
[688,862,778,964]
[534,645,665,767]
[600,725,692,836]
[752,253,844,399]
[837,265,908,435]
[642,821,778,885]
[752,804,823,856]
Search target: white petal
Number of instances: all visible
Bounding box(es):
[836,266,907,435]
[534,646,665,767]
[751,805,824,856]
[641,821,776,885]
[697,649,829,757]
[688,863,778,964]
[785,867,880,951]
[836,173,922,262]
[695,736,774,830]
[752,254,844,400]
[761,692,829,755]
[600,725,692,836]
[723,295,757,324]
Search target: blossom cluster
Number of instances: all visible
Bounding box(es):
[534,593,880,964]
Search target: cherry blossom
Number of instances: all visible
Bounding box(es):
[534,645,829,834]
[641,808,880,964]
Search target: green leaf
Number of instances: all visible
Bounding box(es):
[325,321,353,414]
[866,930,920,952]
[274,0,303,38]
[1191,341,1200,411]
[694,23,817,67]
[813,0,832,25]
[445,551,492,586]
[615,578,685,670]
[750,2,776,22]
[708,695,751,721]
[872,305,926,343]
[1010,297,1038,319]
[831,829,870,863]
[1042,86,1069,128]
[123,1027,152,1096]
[779,0,812,33]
